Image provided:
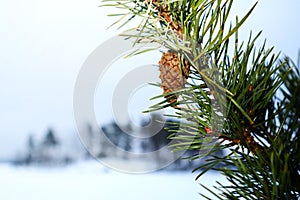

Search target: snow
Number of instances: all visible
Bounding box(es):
[0,160,227,200]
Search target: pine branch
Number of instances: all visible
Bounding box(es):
[103,0,300,198]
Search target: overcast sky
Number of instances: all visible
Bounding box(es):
[0,0,299,159]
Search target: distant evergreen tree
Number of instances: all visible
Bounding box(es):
[43,128,59,146]
[24,134,35,164]
[27,134,35,150]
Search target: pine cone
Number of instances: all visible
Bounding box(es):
[159,51,190,104]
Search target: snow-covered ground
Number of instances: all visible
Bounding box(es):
[0,160,227,200]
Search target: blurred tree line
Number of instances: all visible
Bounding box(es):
[18,128,73,166]
[18,114,223,170]
[81,113,224,171]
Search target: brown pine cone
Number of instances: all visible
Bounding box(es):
[159,51,190,104]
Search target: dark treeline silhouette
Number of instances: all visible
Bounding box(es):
[83,113,224,171]
[17,114,223,170]
[17,128,74,166]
